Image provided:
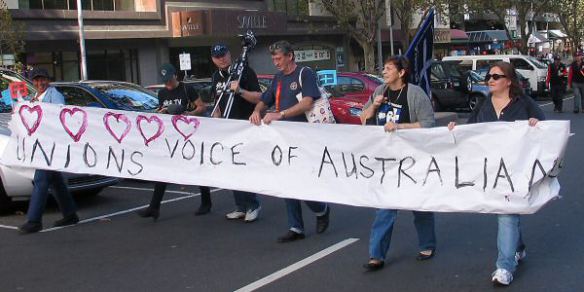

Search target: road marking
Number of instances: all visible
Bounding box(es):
[539,95,574,107]
[234,238,360,292]
[40,188,224,233]
[0,224,18,230]
[109,185,194,195]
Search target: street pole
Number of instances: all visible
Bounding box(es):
[376,0,383,72]
[387,0,394,56]
[77,0,87,80]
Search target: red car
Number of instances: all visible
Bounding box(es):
[325,72,383,124]
[257,72,383,125]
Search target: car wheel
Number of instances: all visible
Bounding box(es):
[432,95,442,112]
[0,182,12,214]
[468,94,484,111]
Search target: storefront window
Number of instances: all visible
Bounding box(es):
[19,0,156,11]
[271,0,308,16]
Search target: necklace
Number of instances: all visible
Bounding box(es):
[387,85,405,103]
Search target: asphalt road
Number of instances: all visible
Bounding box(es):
[0,97,582,292]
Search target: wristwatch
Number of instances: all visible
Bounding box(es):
[280,110,287,118]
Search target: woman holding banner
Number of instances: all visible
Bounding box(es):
[448,61,545,286]
[360,56,437,271]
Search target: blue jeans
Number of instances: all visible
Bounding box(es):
[369,210,436,261]
[26,170,77,223]
[285,199,327,233]
[496,214,525,273]
[233,190,260,212]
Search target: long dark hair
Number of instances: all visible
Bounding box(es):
[489,61,524,99]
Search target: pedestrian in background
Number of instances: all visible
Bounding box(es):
[546,55,567,112]
[568,51,584,113]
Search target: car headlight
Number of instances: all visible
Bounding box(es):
[349,107,363,117]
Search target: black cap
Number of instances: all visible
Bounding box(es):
[30,68,50,80]
[211,44,229,58]
[159,63,177,83]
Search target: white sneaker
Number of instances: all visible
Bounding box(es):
[225,210,246,220]
[515,249,527,263]
[491,268,513,286]
[244,206,261,222]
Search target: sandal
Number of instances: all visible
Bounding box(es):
[416,249,435,261]
[363,259,385,271]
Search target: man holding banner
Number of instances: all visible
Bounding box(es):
[360,56,437,271]
[137,64,212,220]
[18,68,79,234]
[249,40,330,242]
[210,44,263,222]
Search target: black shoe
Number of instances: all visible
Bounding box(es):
[137,207,160,221]
[316,207,330,234]
[363,260,385,271]
[194,203,212,216]
[53,214,80,227]
[277,230,305,243]
[416,249,436,261]
[18,221,42,234]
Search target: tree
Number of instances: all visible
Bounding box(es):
[391,1,445,50]
[0,0,24,66]
[316,0,385,73]
[553,0,584,52]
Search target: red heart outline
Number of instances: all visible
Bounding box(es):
[171,115,200,140]
[18,104,43,136]
[103,112,132,144]
[136,115,165,146]
[60,107,88,142]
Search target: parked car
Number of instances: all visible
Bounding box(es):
[146,78,213,96]
[429,61,472,111]
[53,81,159,112]
[0,71,121,212]
[442,55,548,96]
[324,72,383,124]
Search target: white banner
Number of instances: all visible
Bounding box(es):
[0,103,571,214]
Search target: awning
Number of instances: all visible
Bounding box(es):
[466,30,510,43]
[450,29,468,40]
[528,31,549,44]
[547,30,568,39]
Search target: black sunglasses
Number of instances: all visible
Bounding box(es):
[485,73,507,81]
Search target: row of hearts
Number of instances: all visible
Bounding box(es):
[18,105,201,146]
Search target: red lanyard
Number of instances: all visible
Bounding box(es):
[275,81,282,112]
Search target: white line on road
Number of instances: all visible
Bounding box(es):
[40,188,224,233]
[234,238,360,292]
[539,95,574,107]
[0,224,18,230]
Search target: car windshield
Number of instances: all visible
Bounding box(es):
[88,83,159,111]
[528,57,548,69]
[363,74,384,84]
[470,71,485,82]
[442,63,464,78]
[1,70,36,113]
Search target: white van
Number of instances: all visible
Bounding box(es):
[442,55,549,96]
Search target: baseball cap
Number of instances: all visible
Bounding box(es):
[159,63,177,83]
[211,44,229,58]
[30,68,50,80]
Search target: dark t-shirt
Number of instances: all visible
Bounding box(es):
[211,65,261,120]
[261,66,321,122]
[376,85,410,125]
[570,62,584,84]
[158,82,198,114]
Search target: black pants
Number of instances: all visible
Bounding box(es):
[149,182,211,210]
[550,83,564,111]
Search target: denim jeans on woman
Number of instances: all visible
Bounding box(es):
[497,214,525,272]
[369,209,436,261]
[26,170,77,223]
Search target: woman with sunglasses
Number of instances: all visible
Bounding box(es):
[448,61,545,286]
[360,56,437,271]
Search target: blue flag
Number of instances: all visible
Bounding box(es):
[406,8,434,97]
